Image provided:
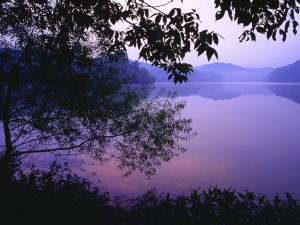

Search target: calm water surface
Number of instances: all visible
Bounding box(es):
[80,82,300,198]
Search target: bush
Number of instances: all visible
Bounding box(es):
[1,163,299,225]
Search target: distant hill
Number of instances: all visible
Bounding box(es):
[139,61,273,82]
[192,63,273,82]
[138,62,170,82]
[268,60,300,82]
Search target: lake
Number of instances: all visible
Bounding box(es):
[79,82,300,198]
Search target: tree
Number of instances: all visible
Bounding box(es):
[214,0,300,42]
[0,0,221,84]
[0,0,197,180]
[1,0,298,82]
[0,53,194,180]
[1,0,299,180]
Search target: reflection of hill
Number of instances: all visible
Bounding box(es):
[150,82,300,105]
[150,83,272,100]
[268,84,300,105]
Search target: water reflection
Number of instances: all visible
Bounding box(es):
[4,78,300,198]
[269,84,300,105]
[85,82,300,198]
[150,82,300,104]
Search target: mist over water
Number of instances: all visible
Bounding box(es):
[82,82,300,198]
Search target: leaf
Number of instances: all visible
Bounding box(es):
[181,75,188,83]
[285,21,290,32]
[184,15,194,22]
[183,41,191,52]
[197,44,206,56]
[163,15,167,24]
[293,28,297,34]
[279,29,287,41]
[215,52,219,60]
[215,0,221,8]
[176,8,182,16]
[250,31,256,41]
[228,9,233,20]
[293,21,298,30]
[239,33,246,42]
[155,14,161,24]
[169,8,176,17]
[252,15,259,27]
[213,33,219,45]
[145,9,149,18]
[267,29,272,39]
[194,39,201,49]
[114,31,119,40]
[272,30,277,41]
[174,31,181,44]
[206,47,218,61]
[122,10,130,20]
[173,75,179,84]
[215,10,225,20]
[256,26,266,33]
[291,9,295,20]
[207,34,212,45]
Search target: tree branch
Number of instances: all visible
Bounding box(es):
[12,129,137,156]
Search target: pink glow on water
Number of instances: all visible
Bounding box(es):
[79,83,300,198]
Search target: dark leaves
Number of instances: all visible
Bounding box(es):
[216,10,225,20]
[206,47,218,61]
[279,29,287,41]
[214,0,300,42]
[155,14,161,24]
[213,33,219,45]
[121,4,220,83]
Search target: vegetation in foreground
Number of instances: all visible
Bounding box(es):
[1,162,299,225]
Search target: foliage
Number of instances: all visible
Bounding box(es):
[0,52,194,177]
[0,0,299,84]
[215,0,300,42]
[0,0,220,84]
[0,0,202,179]
[1,162,112,225]
[1,164,300,225]
[119,188,300,225]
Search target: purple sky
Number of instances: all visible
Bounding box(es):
[120,0,300,68]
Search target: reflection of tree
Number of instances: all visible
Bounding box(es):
[0,54,194,178]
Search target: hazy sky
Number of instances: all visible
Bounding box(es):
[120,0,300,68]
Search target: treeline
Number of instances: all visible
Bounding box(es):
[121,60,156,84]
[268,60,300,82]
[0,47,155,86]
[93,56,156,85]
[1,163,299,225]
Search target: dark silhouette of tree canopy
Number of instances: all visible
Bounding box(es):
[215,0,300,42]
[0,0,298,83]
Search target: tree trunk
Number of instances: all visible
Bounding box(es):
[1,85,14,185]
